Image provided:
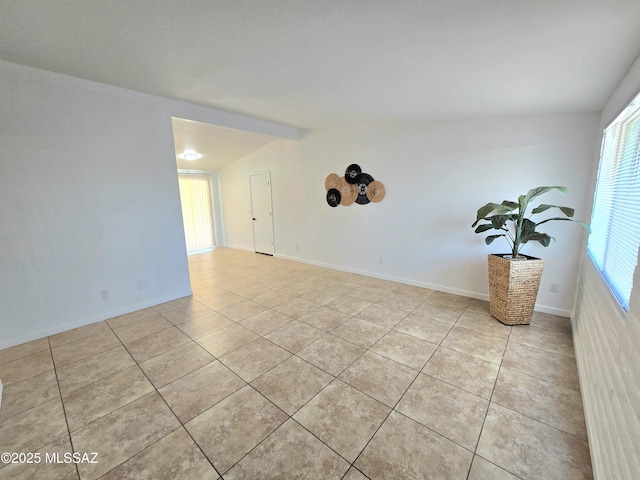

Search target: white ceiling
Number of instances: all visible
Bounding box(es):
[172,117,276,171]
[2,0,640,165]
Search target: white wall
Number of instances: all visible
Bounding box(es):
[220,112,599,315]
[0,59,297,349]
[572,52,640,480]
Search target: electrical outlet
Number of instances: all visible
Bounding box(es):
[549,283,560,293]
[379,257,383,265]
[138,280,146,291]
[100,290,109,300]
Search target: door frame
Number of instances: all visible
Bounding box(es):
[249,171,275,255]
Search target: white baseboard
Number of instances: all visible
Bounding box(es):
[0,289,193,350]
[222,243,255,253]
[272,252,571,317]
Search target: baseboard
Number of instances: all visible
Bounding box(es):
[272,252,572,317]
[530,304,572,317]
[0,289,193,350]
[222,243,254,253]
[216,247,573,317]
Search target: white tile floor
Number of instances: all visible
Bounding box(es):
[0,247,592,479]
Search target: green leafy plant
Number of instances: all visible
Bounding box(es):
[472,186,590,258]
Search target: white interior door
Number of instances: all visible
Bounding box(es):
[250,173,274,255]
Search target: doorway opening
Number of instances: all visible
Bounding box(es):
[171,115,291,258]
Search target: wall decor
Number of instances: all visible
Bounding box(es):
[366,181,385,203]
[324,164,385,207]
[326,188,341,207]
[339,178,358,206]
[345,164,362,184]
[325,173,340,191]
[354,173,374,205]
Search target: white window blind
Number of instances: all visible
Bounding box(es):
[178,173,215,253]
[587,91,640,311]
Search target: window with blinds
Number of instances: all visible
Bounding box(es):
[178,173,215,253]
[587,91,640,311]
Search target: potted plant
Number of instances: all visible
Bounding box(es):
[472,186,589,325]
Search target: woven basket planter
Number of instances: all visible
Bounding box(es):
[488,254,544,325]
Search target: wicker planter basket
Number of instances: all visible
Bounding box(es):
[488,254,544,325]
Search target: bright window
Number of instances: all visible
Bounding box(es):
[587,91,640,311]
[178,173,215,253]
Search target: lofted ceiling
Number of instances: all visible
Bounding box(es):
[2,0,640,167]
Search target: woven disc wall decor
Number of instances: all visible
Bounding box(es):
[326,188,341,207]
[324,165,385,207]
[366,181,386,203]
[338,177,358,206]
[345,164,362,184]
[324,173,340,191]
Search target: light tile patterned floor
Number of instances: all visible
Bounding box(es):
[0,248,593,479]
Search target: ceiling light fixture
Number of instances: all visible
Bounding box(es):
[183,153,198,160]
[180,151,201,161]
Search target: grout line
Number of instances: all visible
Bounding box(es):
[218,384,349,475]
[114,329,225,479]
[46,336,81,479]
[336,305,478,477]
[471,318,513,479]
[0,344,51,368]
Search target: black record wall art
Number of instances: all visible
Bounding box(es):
[324,164,385,207]
[326,188,341,207]
[354,173,374,205]
[345,164,361,184]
